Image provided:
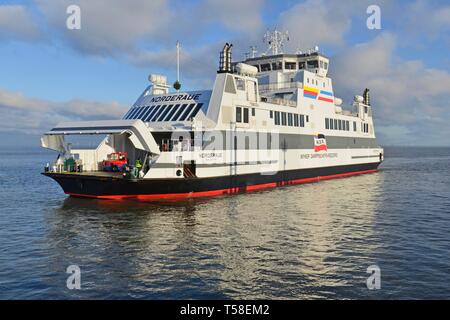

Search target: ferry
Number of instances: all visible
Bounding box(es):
[41,31,383,200]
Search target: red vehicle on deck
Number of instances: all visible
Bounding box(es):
[102,152,128,172]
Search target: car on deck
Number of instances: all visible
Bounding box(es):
[102,152,128,172]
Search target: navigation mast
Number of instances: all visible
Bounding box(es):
[174,41,181,91]
[263,29,289,55]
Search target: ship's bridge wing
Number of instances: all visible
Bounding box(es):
[41,119,160,155]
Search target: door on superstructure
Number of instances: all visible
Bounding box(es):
[246,80,257,102]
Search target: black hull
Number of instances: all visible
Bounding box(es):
[43,162,381,199]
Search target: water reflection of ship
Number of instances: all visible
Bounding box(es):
[45,198,202,298]
[215,172,383,298]
[43,172,383,298]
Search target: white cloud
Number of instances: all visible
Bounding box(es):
[0,88,127,134]
[34,0,265,56]
[0,5,41,41]
[399,0,450,42]
[279,0,351,49]
[332,33,450,145]
[128,42,221,89]
[35,0,172,55]
[201,0,264,36]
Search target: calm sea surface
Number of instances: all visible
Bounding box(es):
[0,147,449,299]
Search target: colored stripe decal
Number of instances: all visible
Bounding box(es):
[66,169,378,200]
[303,86,319,93]
[320,90,334,96]
[303,89,318,96]
[318,96,334,103]
[304,93,317,99]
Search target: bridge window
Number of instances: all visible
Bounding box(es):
[179,103,196,121]
[146,105,160,121]
[270,110,273,118]
[300,115,305,127]
[164,104,180,121]
[252,108,255,116]
[236,107,242,123]
[157,105,172,121]
[272,62,282,70]
[133,106,145,119]
[150,105,166,121]
[190,103,203,119]
[285,62,296,70]
[124,107,136,119]
[137,106,150,119]
[144,105,159,121]
[129,107,141,119]
[294,114,299,127]
[142,106,154,120]
[325,118,329,129]
[172,104,188,121]
[124,107,135,119]
[307,60,319,68]
[288,113,293,126]
[353,121,357,131]
[260,63,271,72]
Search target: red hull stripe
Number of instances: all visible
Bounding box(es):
[66,169,378,200]
[318,96,334,103]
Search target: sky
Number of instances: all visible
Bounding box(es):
[1,0,450,147]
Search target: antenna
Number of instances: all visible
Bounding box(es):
[176,41,180,83]
[263,29,289,55]
[245,46,258,59]
[173,41,181,91]
[250,46,257,58]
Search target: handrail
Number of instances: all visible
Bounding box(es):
[258,81,303,94]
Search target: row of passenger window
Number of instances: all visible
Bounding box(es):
[124,103,203,122]
[271,110,309,127]
[325,118,355,132]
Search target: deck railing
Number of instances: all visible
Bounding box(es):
[258,81,303,94]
